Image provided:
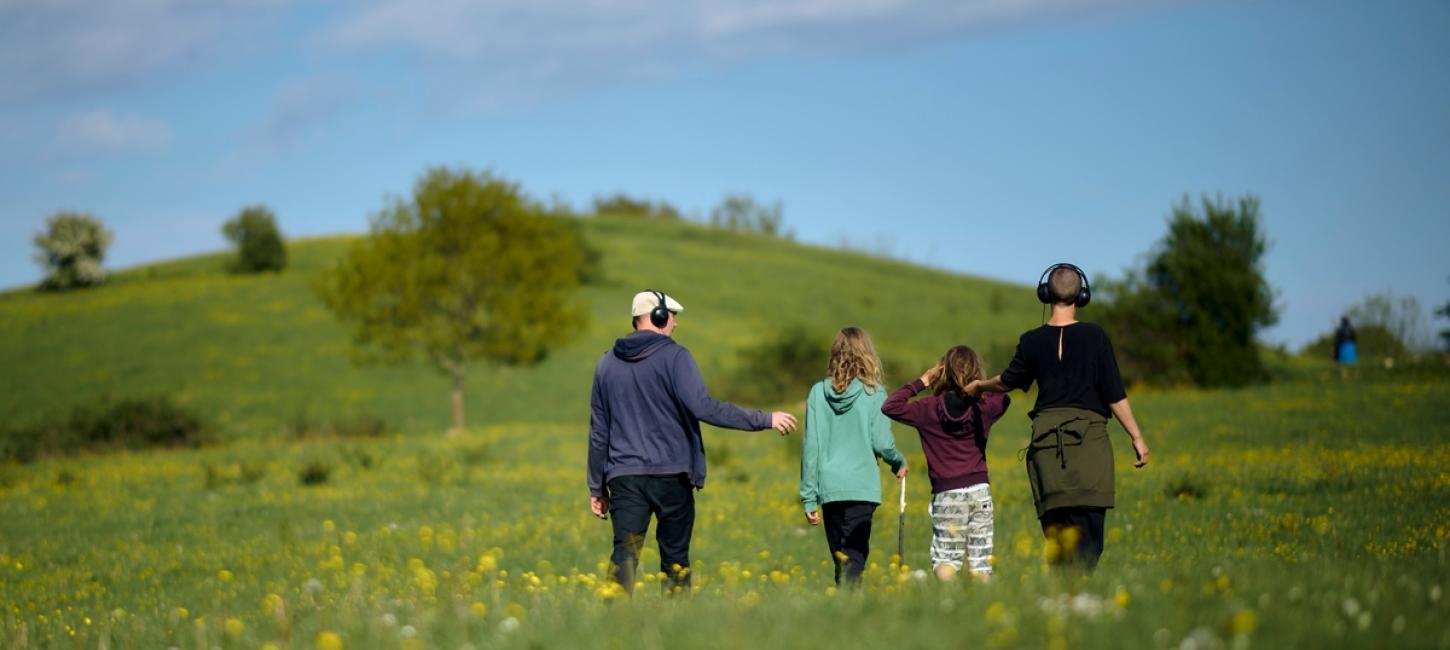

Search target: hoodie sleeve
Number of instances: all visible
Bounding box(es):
[587,367,610,497]
[799,384,822,513]
[672,348,772,431]
[881,379,931,428]
[980,393,1011,440]
[869,392,906,473]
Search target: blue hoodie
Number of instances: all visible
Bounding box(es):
[588,331,772,496]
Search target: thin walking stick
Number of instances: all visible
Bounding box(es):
[896,474,906,564]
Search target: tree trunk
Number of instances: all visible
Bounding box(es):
[449,364,466,437]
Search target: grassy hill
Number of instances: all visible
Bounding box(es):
[0,216,1044,438]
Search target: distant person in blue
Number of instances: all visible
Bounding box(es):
[1334,317,1358,365]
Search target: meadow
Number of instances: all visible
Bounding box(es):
[2,370,1448,649]
[2,217,1448,648]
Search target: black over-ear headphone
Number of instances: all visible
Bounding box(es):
[649,290,671,328]
[1036,263,1091,308]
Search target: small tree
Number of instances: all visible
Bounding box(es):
[222,205,287,273]
[314,167,589,433]
[34,212,113,291]
[710,194,790,238]
[1098,194,1278,387]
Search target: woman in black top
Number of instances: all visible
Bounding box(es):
[968,264,1149,573]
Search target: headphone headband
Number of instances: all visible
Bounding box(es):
[1036,263,1091,308]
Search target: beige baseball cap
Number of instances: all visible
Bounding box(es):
[630,290,684,318]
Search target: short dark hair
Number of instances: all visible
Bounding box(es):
[1049,267,1082,305]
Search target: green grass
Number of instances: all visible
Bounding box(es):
[0,217,1041,438]
[4,215,1447,648]
[1,374,1446,648]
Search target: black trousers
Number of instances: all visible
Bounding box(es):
[1040,506,1107,573]
[822,501,877,586]
[606,474,695,594]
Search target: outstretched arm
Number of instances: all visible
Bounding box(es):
[673,349,796,434]
[1108,397,1150,468]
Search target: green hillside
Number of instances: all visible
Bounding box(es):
[0,217,1043,438]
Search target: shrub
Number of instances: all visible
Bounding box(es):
[34,212,112,291]
[723,325,909,405]
[222,205,287,273]
[709,194,791,239]
[1097,194,1277,387]
[1,395,207,462]
[298,460,332,486]
[289,409,388,439]
[591,194,683,221]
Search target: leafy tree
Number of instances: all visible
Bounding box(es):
[314,167,589,433]
[710,194,791,239]
[33,212,112,291]
[1097,194,1278,387]
[592,193,683,221]
[222,205,287,273]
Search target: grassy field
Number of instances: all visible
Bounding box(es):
[2,371,1448,648]
[3,217,1448,648]
[0,216,1040,438]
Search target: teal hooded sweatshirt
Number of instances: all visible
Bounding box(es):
[799,377,907,513]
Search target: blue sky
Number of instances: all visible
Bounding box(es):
[2,0,1446,349]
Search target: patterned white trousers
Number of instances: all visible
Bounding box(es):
[929,483,994,574]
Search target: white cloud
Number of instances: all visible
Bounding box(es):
[57,110,172,153]
[322,0,1177,109]
[0,0,293,101]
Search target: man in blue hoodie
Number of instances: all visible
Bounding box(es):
[588,290,798,594]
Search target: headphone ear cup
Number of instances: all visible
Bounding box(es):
[1036,282,1052,304]
[651,308,669,328]
[1076,288,1091,308]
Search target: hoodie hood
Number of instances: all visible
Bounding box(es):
[613,331,676,362]
[936,392,979,437]
[824,378,872,415]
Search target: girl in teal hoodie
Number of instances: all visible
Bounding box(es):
[800,326,908,586]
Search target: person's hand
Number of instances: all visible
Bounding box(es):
[590,496,609,519]
[1132,439,1150,468]
[804,510,821,526]
[895,465,909,480]
[771,411,798,435]
[920,362,944,387]
[963,379,982,397]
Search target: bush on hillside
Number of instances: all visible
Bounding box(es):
[709,194,792,239]
[591,194,683,221]
[34,212,113,291]
[2,396,207,463]
[223,205,287,273]
[723,325,908,405]
[1096,194,1278,387]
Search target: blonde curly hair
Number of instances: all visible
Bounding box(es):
[829,327,883,394]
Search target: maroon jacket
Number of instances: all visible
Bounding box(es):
[881,379,1010,494]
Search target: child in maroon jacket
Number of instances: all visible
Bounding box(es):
[882,345,1009,581]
